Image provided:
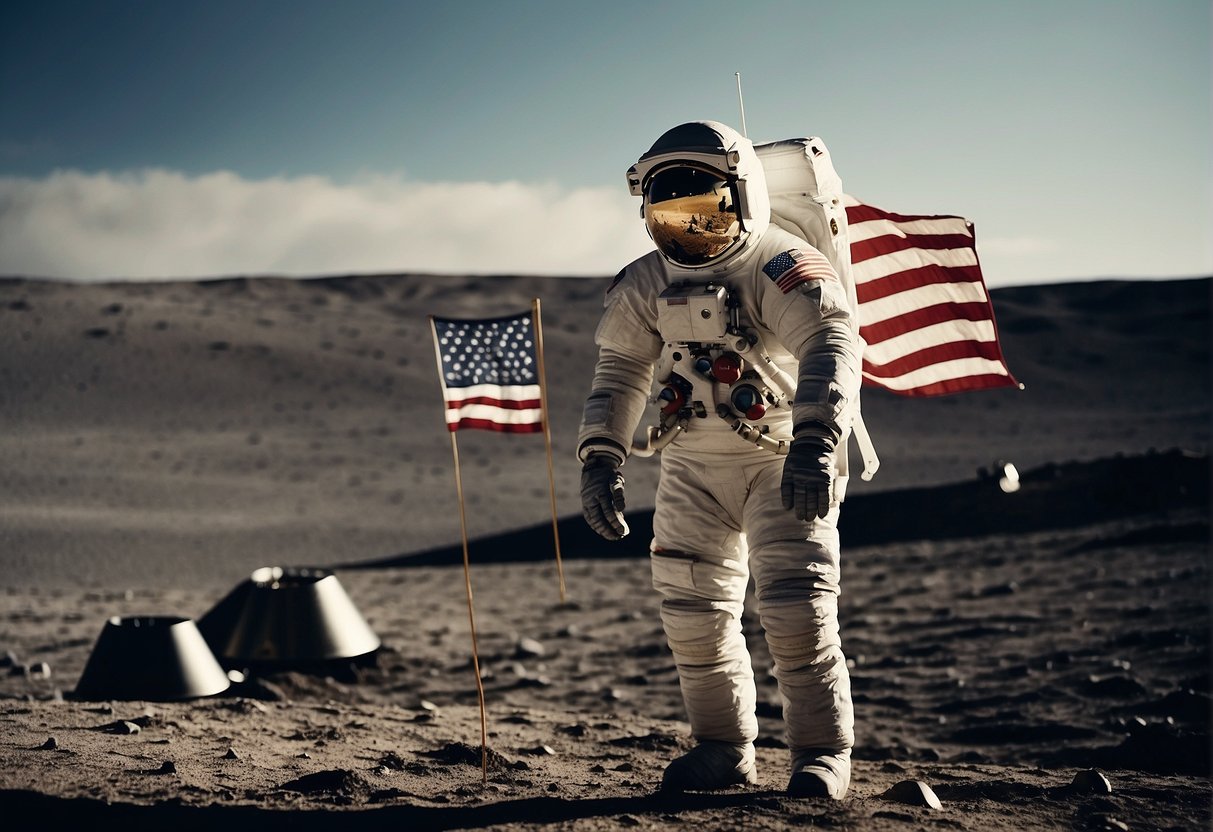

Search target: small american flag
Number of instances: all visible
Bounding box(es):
[762,247,838,294]
[430,311,544,433]
[847,197,1020,397]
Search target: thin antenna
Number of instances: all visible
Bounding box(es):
[735,72,748,137]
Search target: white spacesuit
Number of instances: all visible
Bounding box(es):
[577,121,861,799]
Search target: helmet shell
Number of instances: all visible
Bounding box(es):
[626,121,770,270]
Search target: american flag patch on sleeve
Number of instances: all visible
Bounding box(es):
[762,248,836,294]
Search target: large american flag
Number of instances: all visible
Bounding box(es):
[430,311,544,433]
[846,197,1020,397]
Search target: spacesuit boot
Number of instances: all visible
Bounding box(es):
[788,747,851,799]
[660,740,757,792]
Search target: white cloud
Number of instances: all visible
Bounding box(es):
[0,169,655,280]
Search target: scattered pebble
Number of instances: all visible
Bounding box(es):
[38,737,58,750]
[109,720,142,735]
[28,662,51,679]
[222,747,241,761]
[881,779,942,809]
[0,650,17,668]
[1070,769,1112,794]
[515,637,545,659]
[377,751,407,771]
[154,760,177,775]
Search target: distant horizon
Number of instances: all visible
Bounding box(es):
[3,268,1209,290]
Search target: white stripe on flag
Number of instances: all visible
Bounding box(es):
[443,383,541,402]
[860,280,989,328]
[863,356,1013,393]
[848,215,970,244]
[445,403,544,426]
[852,245,980,285]
[862,318,998,366]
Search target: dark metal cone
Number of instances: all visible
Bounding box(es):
[199,567,380,666]
[74,616,231,701]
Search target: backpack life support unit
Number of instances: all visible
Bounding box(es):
[756,136,879,481]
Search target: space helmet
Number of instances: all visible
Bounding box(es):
[626,120,770,270]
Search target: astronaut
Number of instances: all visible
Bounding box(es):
[577,121,861,799]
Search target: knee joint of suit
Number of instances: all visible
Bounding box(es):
[758,588,843,673]
[651,550,748,660]
[660,598,745,660]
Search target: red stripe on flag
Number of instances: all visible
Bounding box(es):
[856,263,986,304]
[860,301,995,345]
[444,396,542,411]
[447,419,543,433]
[864,373,1020,398]
[846,203,966,226]
[862,338,1007,380]
[850,232,977,265]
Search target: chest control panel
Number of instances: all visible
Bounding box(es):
[656,283,729,343]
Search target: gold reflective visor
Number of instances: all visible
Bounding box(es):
[645,165,743,267]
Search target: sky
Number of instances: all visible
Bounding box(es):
[1,0,1209,286]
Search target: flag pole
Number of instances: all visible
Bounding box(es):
[449,429,489,785]
[429,316,489,786]
[531,298,567,603]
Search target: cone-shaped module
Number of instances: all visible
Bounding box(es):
[198,567,380,667]
[74,616,231,701]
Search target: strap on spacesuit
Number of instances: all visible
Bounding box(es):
[851,410,879,481]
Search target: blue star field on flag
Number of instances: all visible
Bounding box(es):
[434,313,537,389]
[431,311,544,433]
